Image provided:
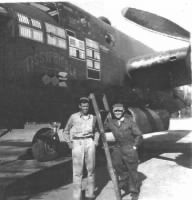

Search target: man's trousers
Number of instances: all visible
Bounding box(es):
[111,145,140,193]
[72,138,95,200]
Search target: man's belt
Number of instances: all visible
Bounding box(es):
[73,136,93,140]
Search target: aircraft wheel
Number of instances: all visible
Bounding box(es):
[31,127,59,162]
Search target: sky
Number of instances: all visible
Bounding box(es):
[68,0,191,51]
[70,0,192,32]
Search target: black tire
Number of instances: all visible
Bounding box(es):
[31,128,59,162]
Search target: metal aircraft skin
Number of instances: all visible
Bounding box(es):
[0,2,191,129]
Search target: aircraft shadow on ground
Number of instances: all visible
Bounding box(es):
[0,139,32,163]
[4,155,108,200]
[4,159,73,200]
[139,130,192,168]
[3,130,192,200]
[0,139,31,148]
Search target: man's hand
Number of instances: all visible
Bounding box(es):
[133,146,137,150]
[94,132,100,147]
[94,140,99,147]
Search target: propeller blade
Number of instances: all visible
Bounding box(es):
[122,7,190,41]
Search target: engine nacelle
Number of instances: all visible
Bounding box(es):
[105,108,170,142]
[128,107,170,133]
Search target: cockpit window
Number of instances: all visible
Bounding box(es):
[45,23,67,49]
[30,2,59,23]
[17,13,43,43]
[31,19,42,29]
[17,13,30,24]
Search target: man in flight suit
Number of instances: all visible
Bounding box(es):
[105,103,143,200]
[63,97,99,200]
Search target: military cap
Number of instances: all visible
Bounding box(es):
[79,97,90,104]
[112,103,125,112]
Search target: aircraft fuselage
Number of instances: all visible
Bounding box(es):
[0,2,190,128]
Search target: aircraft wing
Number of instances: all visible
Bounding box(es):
[126,46,191,89]
[122,7,191,89]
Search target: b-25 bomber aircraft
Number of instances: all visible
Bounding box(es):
[0,2,190,160]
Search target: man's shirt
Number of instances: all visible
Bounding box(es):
[63,112,97,141]
[105,115,143,147]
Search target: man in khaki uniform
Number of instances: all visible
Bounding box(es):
[63,97,99,200]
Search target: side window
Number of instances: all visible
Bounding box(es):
[68,36,85,60]
[45,22,67,49]
[85,38,101,80]
[17,13,43,43]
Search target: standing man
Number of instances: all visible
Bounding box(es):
[63,97,99,200]
[105,103,143,200]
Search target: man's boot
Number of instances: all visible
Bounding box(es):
[130,192,139,200]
